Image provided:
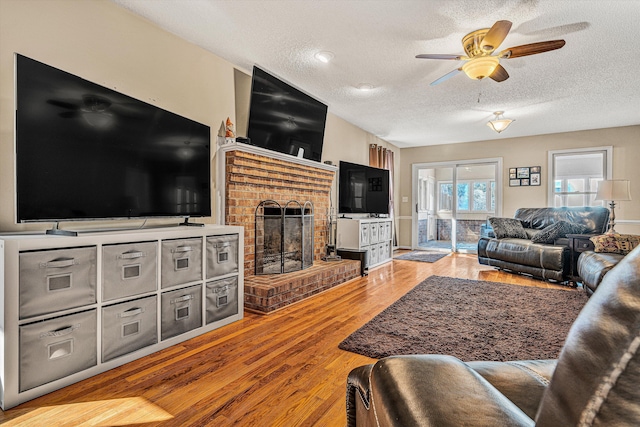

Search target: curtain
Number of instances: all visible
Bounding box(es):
[370,144,397,245]
[369,144,379,168]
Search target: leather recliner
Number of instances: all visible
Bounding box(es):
[346,245,640,426]
[578,250,625,296]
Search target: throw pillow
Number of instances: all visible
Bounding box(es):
[531,221,588,244]
[590,233,640,255]
[488,217,528,239]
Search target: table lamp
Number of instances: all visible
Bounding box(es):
[595,180,631,234]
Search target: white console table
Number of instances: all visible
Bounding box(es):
[0,225,243,409]
[337,218,393,268]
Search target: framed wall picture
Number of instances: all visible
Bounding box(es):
[510,166,542,187]
[516,167,530,178]
[530,173,541,186]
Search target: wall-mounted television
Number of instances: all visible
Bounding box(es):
[246,66,327,162]
[338,161,390,215]
[15,54,211,223]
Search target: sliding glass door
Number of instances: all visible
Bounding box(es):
[413,159,501,253]
[416,166,452,251]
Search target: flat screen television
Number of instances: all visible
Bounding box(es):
[15,54,211,223]
[338,161,390,215]
[246,66,327,162]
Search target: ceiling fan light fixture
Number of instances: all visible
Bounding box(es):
[487,111,514,133]
[314,51,334,63]
[461,56,499,80]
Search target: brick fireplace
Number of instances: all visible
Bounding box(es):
[223,148,335,274]
[220,145,360,313]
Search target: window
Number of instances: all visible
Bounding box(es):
[549,147,612,207]
[418,176,435,212]
[439,182,453,211]
[438,180,495,213]
[473,182,487,211]
[457,182,469,210]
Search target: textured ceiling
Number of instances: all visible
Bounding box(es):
[111,0,640,148]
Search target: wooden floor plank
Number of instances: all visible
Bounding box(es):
[0,253,579,426]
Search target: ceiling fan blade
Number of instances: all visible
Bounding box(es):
[489,64,509,82]
[481,20,512,52]
[499,40,566,58]
[416,54,464,60]
[430,68,462,86]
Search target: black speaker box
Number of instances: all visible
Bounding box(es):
[337,248,368,276]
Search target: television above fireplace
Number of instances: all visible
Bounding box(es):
[246,66,327,162]
[15,54,211,223]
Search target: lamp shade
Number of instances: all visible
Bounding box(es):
[486,118,513,133]
[486,111,514,133]
[595,180,632,201]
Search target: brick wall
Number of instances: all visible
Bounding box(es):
[224,150,335,277]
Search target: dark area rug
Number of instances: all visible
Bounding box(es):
[339,276,589,361]
[394,251,448,263]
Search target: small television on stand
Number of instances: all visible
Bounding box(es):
[338,161,390,216]
[15,54,211,234]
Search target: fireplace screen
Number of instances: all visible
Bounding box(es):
[255,200,314,275]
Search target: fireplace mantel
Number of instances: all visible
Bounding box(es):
[218,140,337,172]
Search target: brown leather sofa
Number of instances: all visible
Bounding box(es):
[346,245,640,426]
[477,207,609,282]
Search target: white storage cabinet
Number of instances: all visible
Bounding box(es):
[337,218,393,268]
[0,225,243,409]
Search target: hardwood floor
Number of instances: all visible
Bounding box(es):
[0,253,578,426]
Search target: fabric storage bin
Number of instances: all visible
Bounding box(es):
[161,238,202,288]
[379,242,390,261]
[19,246,97,319]
[19,309,97,392]
[102,242,157,301]
[161,284,202,340]
[360,223,370,246]
[367,245,377,265]
[206,234,239,278]
[206,277,238,324]
[101,295,158,362]
[370,223,379,244]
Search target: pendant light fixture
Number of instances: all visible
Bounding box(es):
[487,111,514,133]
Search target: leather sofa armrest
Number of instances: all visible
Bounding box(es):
[467,359,556,419]
[360,355,535,427]
[347,364,373,427]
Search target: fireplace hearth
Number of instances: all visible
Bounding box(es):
[255,200,314,275]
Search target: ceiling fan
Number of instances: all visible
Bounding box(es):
[416,20,565,86]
